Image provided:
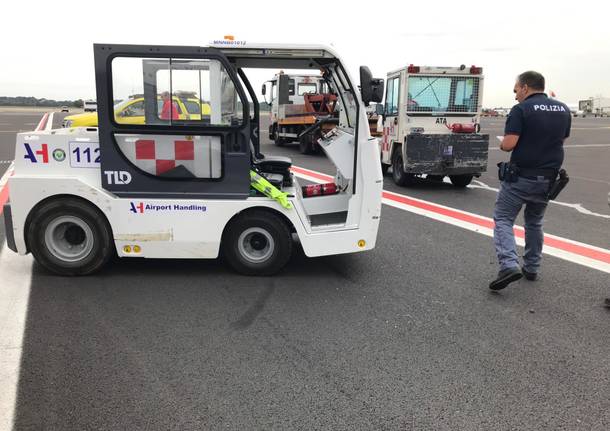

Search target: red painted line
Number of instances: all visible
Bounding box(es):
[35,113,49,131]
[383,190,610,264]
[290,166,332,182]
[0,183,9,215]
[0,166,15,215]
[292,165,610,265]
[383,190,495,229]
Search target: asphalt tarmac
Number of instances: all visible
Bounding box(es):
[0,110,608,430]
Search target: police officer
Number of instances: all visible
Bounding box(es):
[489,71,571,290]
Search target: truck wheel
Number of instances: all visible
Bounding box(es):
[299,135,314,155]
[274,133,285,147]
[27,198,114,275]
[391,146,415,186]
[273,125,286,146]
[449,175,473,188]
[222,210,292,275]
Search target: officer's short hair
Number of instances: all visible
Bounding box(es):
[517,71,545,91]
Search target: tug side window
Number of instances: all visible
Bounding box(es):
[385,76,400,116]
[111,57,244,127]
[109,57,247,179]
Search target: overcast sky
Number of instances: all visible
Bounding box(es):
[2,0,608,108]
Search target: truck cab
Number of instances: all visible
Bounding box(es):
[263,73,338,154]
[83,100,97,112]
[380,64,489,187]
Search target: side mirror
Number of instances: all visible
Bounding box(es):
[261,81,272,105]
[360,66,385,106]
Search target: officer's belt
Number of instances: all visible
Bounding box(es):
[517,167,557,179]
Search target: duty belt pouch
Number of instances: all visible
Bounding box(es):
[497,162,519,182]
[547,169,569,200]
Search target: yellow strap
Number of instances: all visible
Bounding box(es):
[250,170,293,209]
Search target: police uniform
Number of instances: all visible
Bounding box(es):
[493,93,571,275]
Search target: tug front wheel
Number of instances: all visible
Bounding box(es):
[222,210,293,275]
[27,197,114,275]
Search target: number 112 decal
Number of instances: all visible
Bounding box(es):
[69,141,100,168]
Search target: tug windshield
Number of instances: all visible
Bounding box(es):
[407,75,480,114]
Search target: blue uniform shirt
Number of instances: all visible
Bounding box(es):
[504,93,571,169]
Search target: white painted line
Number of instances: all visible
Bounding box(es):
[0,244,33,430]
[34,113,48,132]
[570,127,610,130]
[489,144,610,150]
[569,175,610,186]
[46,112,55,131]
[470,179,610,219]
[380,190,610,274]
[0,163,14,189]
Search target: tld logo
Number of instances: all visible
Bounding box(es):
[129,202,144,214]
[104,170,132,185]
[24,143,48,163]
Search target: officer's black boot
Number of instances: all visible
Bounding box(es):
[522,268,538,281]
[489,267,523,291]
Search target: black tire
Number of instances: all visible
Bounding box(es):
[222,210,292,276]
[299,134,315,155]
[449,175,473,187]
[273,125,286,146]
[27,197,114,275]
[381,163,389,176]
[274,135,285,146]
[391,146,415,186]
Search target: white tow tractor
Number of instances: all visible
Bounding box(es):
[380,64,489,187]
[3,41,385,275]
[263,73,339,154]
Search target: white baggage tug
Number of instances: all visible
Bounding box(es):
[3,41,385,275]
[380,64,489,187]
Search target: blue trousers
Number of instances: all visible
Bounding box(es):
[493,177,550,272]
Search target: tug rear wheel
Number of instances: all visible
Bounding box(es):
[27,198,114,275]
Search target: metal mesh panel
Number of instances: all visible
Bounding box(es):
[407,75,480,113]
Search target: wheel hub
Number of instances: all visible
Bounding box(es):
[237,227,275,263]
[44,215,94,262]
